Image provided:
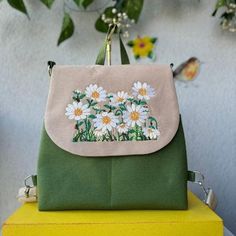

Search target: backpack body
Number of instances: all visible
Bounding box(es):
[37,64,188,211]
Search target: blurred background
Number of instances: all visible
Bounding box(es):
[0,0,235,234]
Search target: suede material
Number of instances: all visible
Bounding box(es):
[45,64,179,157]
[37,119,188,211]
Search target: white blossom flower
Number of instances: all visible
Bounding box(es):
[117,123,129,134]
[143,127,160,140]
[110,91,129,106]
[85,84,107,102]
[132,81,155,100]
[65,102,90,120]
[123,104,148,127]
[94,129,107,138]
[93,112,119,132]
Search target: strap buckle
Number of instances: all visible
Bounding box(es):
[190,170,217,210]
[17,175,37,203]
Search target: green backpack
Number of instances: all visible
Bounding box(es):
[36,31,201,211]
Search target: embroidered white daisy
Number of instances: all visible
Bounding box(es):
[110,91,129,106]
[123,104,148,127]
[132,81,155,100]
[94,129,107,138]
[117,123,129,134]
[65,101,90,120]
[93,112,119,132]
[143,127,160,140]
[85,84,107,102]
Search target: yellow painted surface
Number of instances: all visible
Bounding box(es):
[2,192,223,236]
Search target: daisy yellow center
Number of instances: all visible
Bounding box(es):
[130,111,140,121]
[74,108,83,116]
[102,116,111,125]
[120,124,125,128]
[139,88,147,96]
[92,91,100,99]
[117,97,124,102]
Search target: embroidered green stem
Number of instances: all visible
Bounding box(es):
[107,130,113,141]
[124,133,129,141]
[73,131,80,142]
[135,124,139,141]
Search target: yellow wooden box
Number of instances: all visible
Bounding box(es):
[2,192,223,236]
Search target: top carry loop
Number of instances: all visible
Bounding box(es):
[95,24,130,65]
[47,25,130,76]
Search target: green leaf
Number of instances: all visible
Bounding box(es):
[119,104,127,111]
[79,93,86,99]
[221,11,234,20]
[82,0,93,9]
[148,117,157,122]
[133,99,140,105]
[128,129,136,134]
[115,110,123,116]
[7,0,28,17]
[151,37,158,44]
[73,0,94,9]
[87,119,91,131]
[104,104,116,111]
[78,121,84,126]
[119,33,130,64]
[75,121,84,129]
[40,0,55,9]
[121,0,144,22]
[57,13,74,46]
[127,97,134,102]
[88,114,96,119]
[215,0,226,9]
[139,100,147,105]
[73,0,81,7]
[127,40,134,47]
[212,0,226,16]
[91,101,98,106]
[95,7,114,33]
[148,51,153,59]
[104,104,111,109]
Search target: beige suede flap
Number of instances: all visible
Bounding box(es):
[45,64,179,157]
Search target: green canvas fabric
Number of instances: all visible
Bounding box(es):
[37,118,188,211]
